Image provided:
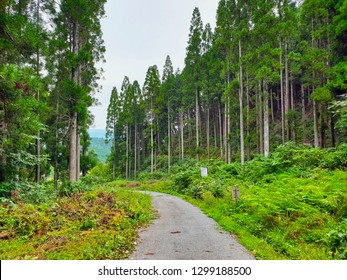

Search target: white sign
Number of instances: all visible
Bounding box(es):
[200,167,208,177]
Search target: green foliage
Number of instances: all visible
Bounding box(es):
[87,163,112,182]
[149,143,347,260]
[0,186,154,260]
[311,87,333,102]
[326,220,347,259]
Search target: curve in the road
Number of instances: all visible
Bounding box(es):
[129,191,255,260]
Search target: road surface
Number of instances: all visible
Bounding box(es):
[129,191,255,260]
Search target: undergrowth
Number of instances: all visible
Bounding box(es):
[0,186,154,260]
[136,143,347,260]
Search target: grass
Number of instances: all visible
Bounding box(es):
[0,185,154,260]
[134,168,347,260]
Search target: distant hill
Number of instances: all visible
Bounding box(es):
[89,137,112,163]
[88,129,107,138]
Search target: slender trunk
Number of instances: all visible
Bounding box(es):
[227,97,231,164]
[246,76,250,161]
[76,130,80,181]
[290,78,296,142]
[34,0,41,183]
[126,125,129,179]
[258,86,264,155]
[301,84,306,144]
[213,105,217,149]
[206,105,210,160]
[280,41,285,144]
[320,105,326,149]
[54,157,58,189]
[239,40,244,165]
[113,129,116,180]
[270,90,274,123]
[313,99,319,148]
[196,88,199,161]
[151,101,154,173]
[168,105,171,173]
[136,125,142,170]
[134,123,137,179]
[331,115,336,147]
[224,102,227,162]
[69,112,77,182]
[178,120,181,160]
[219,103,223,158]
[129,125,132,177]
[285,39,289,141]
[180,110,184,159]
[264,82,270,158]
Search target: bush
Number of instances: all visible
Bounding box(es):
[87,163,112,182]
[326,219,347,259]
[137,171,166,181]
[322,144,347,170]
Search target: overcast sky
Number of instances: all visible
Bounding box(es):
[90,0,219,129]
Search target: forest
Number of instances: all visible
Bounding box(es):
[1,0,347,260]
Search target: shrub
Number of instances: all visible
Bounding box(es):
[326,219,347,260]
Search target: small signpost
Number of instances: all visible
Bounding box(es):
[200,167,208,177]
[232,187,240,202]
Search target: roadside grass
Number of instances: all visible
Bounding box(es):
[0,186,154,260]
[135,169,347,260]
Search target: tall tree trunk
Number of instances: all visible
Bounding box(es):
[246,75,250,161]
[206,105,210,160]
[196,88,200,161]
[180,109,184,159]
[258,88,264,155]
[113,129,116,180]
[76,130,80,181]
[239,40,244,165]
[54,156,58,189]
[151,101,154,173]
[168,107,171,173]
[224,102,227,162]
[280,41,285,144]
[301,84,306,144]
[126,125,129,179]
[35,1,41,182]
[313,99,319,148]
[134,123,137,179]
[285,39,290,141]
[264,82,270,158]
[330,115,336,147]
[69,112,77,182]
[219,102,223,158]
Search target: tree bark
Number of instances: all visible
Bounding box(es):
[301,84,306,144]
[280,41,285,144]
[69,112,77,182]
[180,109,184,160]
[126,125,129,179]
[206,105,210,160]
[195,88,199,161]
[168,107,171,173]
[284,39,290,141]
[313,99,319,148]
[264,82,270,158]
[239,40,244,165]
[134,123,137,179]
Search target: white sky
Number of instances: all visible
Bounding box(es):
[90,0,219,129]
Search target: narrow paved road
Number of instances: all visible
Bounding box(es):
[129,192,255,260]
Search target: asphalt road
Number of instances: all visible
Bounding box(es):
[129,191,255,260]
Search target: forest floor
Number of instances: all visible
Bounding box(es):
[129,191,255,260]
